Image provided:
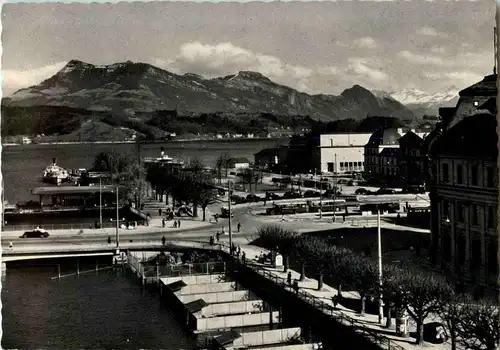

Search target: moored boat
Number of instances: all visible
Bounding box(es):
[42,158,70,185]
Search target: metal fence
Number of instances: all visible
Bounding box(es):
[3,221,149,232]
[244,261,406,350]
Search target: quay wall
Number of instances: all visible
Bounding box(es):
[226,261,383,350]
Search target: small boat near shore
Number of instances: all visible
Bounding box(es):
[143,147,184,167]
[42,158,70,185]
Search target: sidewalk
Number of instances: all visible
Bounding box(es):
[1,217,214,239]
[229,243,455,350]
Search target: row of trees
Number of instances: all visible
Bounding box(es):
[257,225,499,349]
[146,158,217,221]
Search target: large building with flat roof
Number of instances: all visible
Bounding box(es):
[319,133,372,174]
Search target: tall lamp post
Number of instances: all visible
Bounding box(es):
[99,176,103,228]
[356,196,393,325]
[115,186,120,250]
[227,181,233,252]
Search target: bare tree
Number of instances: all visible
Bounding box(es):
[215,154,225,185]
[396,269,454,345]
[256,224,298,272]
[454,297,499,350]
[438,292,469,350]
[349,255,379,316]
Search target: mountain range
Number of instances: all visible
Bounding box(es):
[2,60,457,141]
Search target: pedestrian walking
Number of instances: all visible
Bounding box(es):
[158,208,162,216]
[9,241,13,249]
[178,220,181,228]
[287,271,292,285]
[237,222,241,232]
[107,236,111,245]
[173,221,178,228]
[293,280,299,294]
[162,218,166,228]
[209,236,214,246]
[221,226,225,235]
[162,235,166,246]
[216,231,220,242]
[241,251,246,264]
[332,294,339,309]
[237,245,241,256]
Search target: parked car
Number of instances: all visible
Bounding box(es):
[246,194,261,202]
[355,188,370,195]
[230,195,246,204]
[283,191,302,199]
[21,229,50,238]
[376,188,396,195]
[303,190,318,198]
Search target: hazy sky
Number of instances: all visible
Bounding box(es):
[2,1,496,97]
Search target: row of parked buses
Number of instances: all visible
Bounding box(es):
[266,199,347,215]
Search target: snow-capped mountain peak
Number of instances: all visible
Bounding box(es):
[388,88,459,105]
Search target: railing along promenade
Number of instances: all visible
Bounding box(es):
[241,261,406,350]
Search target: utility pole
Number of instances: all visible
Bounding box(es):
[99,176,103,228]
[116,187,120,249]
[319,174,323,220]
[227,181,233,252]
[136,138,142,210]
[377,205,384,325]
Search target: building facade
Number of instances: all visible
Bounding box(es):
[399,131,426,187]
[319,133,372,174]
[427,73,498,297]
[364,128,401,183]
[429,113,498,297]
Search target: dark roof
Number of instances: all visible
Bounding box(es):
[459,74,497,97]
[477,97,497,115]
[166,280,187,292]
[366,128,401,147]
[214,330,242,346]
[229,157,250,164]
[32,186,116,196]
[254,147,280,157]
[399,131,423,148]
[184,299,208,313]
[379,147,399,157]
[431,113,497,158]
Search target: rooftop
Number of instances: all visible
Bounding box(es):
[459,74,497,97]
[366,128,401,147]
[32,186,116,196]
[431,112,497,159]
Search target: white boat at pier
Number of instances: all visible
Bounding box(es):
[42,158,70,185]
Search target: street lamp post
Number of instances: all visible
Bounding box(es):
[99,176,103,228]
[227,181,233,252]
[357,197,388,325]
[376,205,384,325]
[115,186,120,249]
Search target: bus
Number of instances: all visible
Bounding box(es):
[307,199,346,213]
[266,202,309,215]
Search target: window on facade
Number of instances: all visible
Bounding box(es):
[442,199,449,217]
[471,204,479,226]
[348,162,353,169]
[327,162,334,172]
[442,229,451,262]
[456,165,463,184]
[471,238,482,270]
[330,139,334,147]
[442,163,449,183]
[340,162,344,170]
[487,240,498,276]
[455,235,466,270]
[456,203,465,223]
[486,167,495,187]
[487,206,496,229]
[470,165,479,186]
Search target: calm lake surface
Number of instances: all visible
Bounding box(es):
[2,139,286,203]
[1,263,196,349]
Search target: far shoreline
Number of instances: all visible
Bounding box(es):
[2,136,291,147]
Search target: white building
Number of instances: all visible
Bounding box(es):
[319,133,372,174]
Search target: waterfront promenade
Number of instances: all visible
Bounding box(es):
[213,234,456,350]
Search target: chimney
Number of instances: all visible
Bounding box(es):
[52,158,56,165]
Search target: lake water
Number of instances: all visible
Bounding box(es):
[1,262,197,349]
[2,139,286,203]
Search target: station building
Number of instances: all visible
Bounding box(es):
[318,133,372,174]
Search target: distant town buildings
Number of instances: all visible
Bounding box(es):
[427,73,498,298]
[318,133,372,174]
